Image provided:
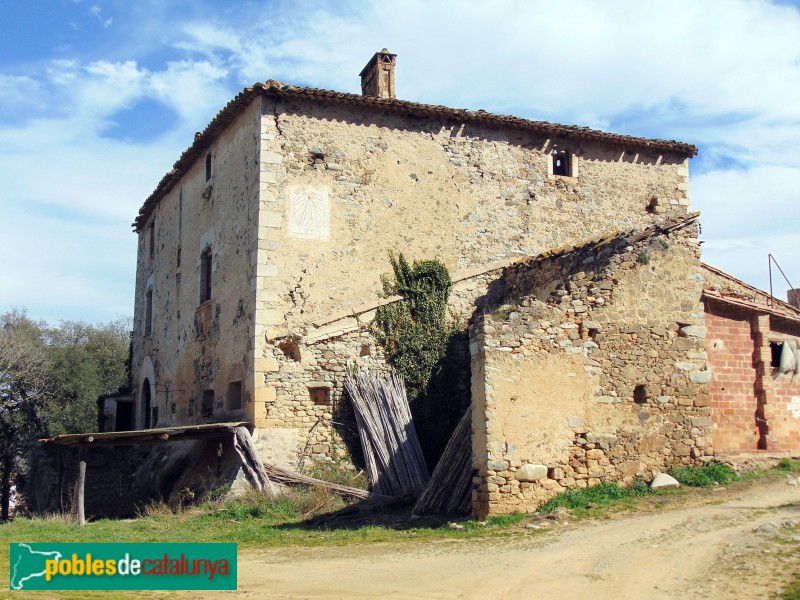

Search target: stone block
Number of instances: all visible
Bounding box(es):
[693,395,711,407]
[679,325,706,339]
[567,415,584,428]
[650,473,680,489]
[261,151,283,165]
[261,212,282,228]
[255,357,279,372]
[688,370,711,384]
[515,464,547,482]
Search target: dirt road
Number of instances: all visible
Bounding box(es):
[218,477,800,599]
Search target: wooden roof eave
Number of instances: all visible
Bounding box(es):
[39,421,253,447]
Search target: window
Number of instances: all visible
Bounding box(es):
[201,389,215,418]
[148,222,155,258]
[205,152,213,182]
[770,341,782,369]
[227,380,242,411]
[145,288,153,335]
[200,247,212,304]
[551,149,571,177]
[633,385,647,405]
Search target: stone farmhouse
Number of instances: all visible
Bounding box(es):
[115,50,799,517]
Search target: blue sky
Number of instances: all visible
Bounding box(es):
[1,0,799,323]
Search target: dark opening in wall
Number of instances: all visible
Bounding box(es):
[634,385,648,405]
[148,222,155,259]
[646,197,659,214]
[278,339,301,361]
[770,341,782,368]
[227,380,242,411]
[552,149,571,177]
[199,247,212,304]
[205,152,213,182]
[308,150,325,166]
[201,389,215,419]
[144,289,153,335]
[588,328,599,340]
[308,383,332,405]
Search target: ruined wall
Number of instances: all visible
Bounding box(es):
[470,223,709,518]
[132,100,262,427]
[252,269,499,469]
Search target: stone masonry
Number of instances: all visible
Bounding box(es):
[469,216,712,518]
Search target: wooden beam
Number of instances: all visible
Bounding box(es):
[233,427,276,495]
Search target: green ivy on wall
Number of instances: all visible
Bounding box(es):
[373,253,453,395]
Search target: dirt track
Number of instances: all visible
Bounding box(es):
[211,477,800,599]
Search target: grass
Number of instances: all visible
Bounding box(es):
[3,460,799,597]
[538,479,652,516]
[783,573,800,600]
[669,460,739,487]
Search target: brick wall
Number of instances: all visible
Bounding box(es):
[765,318,800,450]
[705,303,761,451]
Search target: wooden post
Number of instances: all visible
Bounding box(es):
[76,458,86,526]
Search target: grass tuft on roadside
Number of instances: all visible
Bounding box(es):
[538,479,651,514]
[669,461,738,487]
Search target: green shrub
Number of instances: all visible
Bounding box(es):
[669,461,738,487]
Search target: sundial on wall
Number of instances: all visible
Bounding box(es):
[287,185,330,241]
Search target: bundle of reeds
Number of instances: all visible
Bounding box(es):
[411,408,473,515]
[345,368,430,497]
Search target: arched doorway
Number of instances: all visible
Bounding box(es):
[142,378,152,429]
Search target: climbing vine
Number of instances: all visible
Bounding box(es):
[373,253,453,394]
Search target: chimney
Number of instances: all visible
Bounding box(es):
[788,288,800,309]
[359,49,397,99]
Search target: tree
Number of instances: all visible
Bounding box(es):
[45,318,131,436]
[0,310,50,521]
[0,311,131,520]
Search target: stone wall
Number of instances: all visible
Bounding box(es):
[132,100,262,428]
[247,93,693,466]
[253,267,500,469]
[470,220,710,518]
